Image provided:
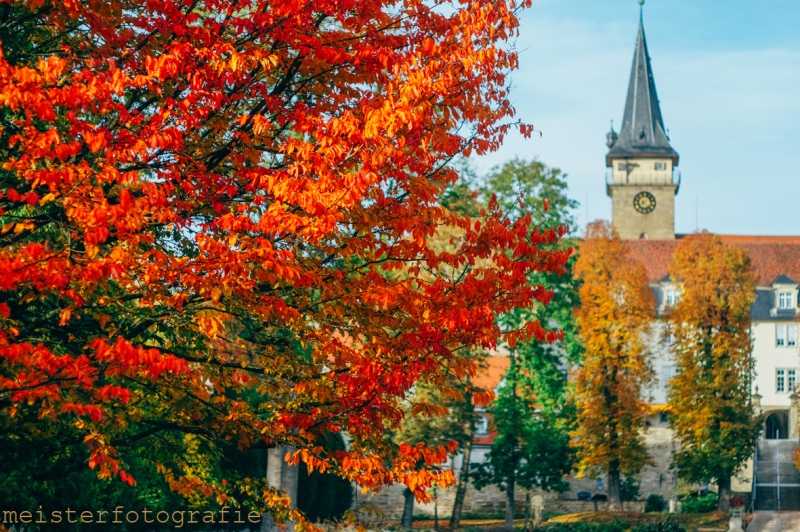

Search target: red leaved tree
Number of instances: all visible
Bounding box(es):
[0,0,569,524]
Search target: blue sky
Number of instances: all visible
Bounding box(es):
[472,0,800,235]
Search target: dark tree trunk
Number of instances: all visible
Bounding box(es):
[523,492,532,531]
[402,488,415,530]
[505,350,518,531]
[450,439,473,531]
[505,477,515,530]
[607,465,622,511]
[717,476,732,512]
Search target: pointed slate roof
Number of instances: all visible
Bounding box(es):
[607,19,679,166]
[772,274,798,285]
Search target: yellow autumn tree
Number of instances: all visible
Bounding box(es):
[572,221,655,511]
[666,232,760,511]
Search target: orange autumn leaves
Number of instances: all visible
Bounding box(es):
[572,222,654,508]
[0,0,565,522]
[572,225,760,511]
[666,233,759,509]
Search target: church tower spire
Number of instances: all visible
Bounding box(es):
[608,20,677,164]
[605,14,680,240]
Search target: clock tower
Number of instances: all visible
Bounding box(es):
[606,17,679,240]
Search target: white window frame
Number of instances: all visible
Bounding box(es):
[790,370,797,394]
[474,414,489,436]
[789,324,797,347]
[665,289,680,307]
[662,365,679,390]
[777,369,786,393]
[777,325,787,347]
[779,292,794,309]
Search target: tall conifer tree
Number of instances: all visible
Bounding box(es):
[666,233,760,511]
[572,221,654,511]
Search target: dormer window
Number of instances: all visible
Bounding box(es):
[665,289,680,307]
[475,414,489,436]
[779,292,794,309]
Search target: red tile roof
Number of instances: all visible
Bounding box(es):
[472,356,509,446]
[473,427,496,446]
[470,234,800,446]
[473,355,510,393]
[626,235,800,285]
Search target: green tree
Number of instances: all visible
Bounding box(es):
[666,232,760,511]
[470,158,580,530]
[471,348,575,530]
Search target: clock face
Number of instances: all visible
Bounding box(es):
[633,191,656,214]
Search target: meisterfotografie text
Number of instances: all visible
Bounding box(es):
[2,506,263,528]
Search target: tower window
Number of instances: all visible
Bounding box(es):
[654,162,666,170]
[618,162,628,171]
[779,292,794,309]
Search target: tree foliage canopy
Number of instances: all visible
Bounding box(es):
[470,159,578,520]
[0,0,568,523]
[572,221,654,500]
[666,233,760,492]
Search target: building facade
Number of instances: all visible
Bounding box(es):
[359,13,800,520]
[606,16,800,437]
[606,15,800,510]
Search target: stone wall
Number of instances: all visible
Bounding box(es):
[352,480,526,521]
[354,425,717,521]
[352,479,649,521]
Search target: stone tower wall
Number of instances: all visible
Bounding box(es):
[609,184,677,240]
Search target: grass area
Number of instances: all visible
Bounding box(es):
[404,518,526,531]
[545,511,729,532]
[395,511,729,532]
